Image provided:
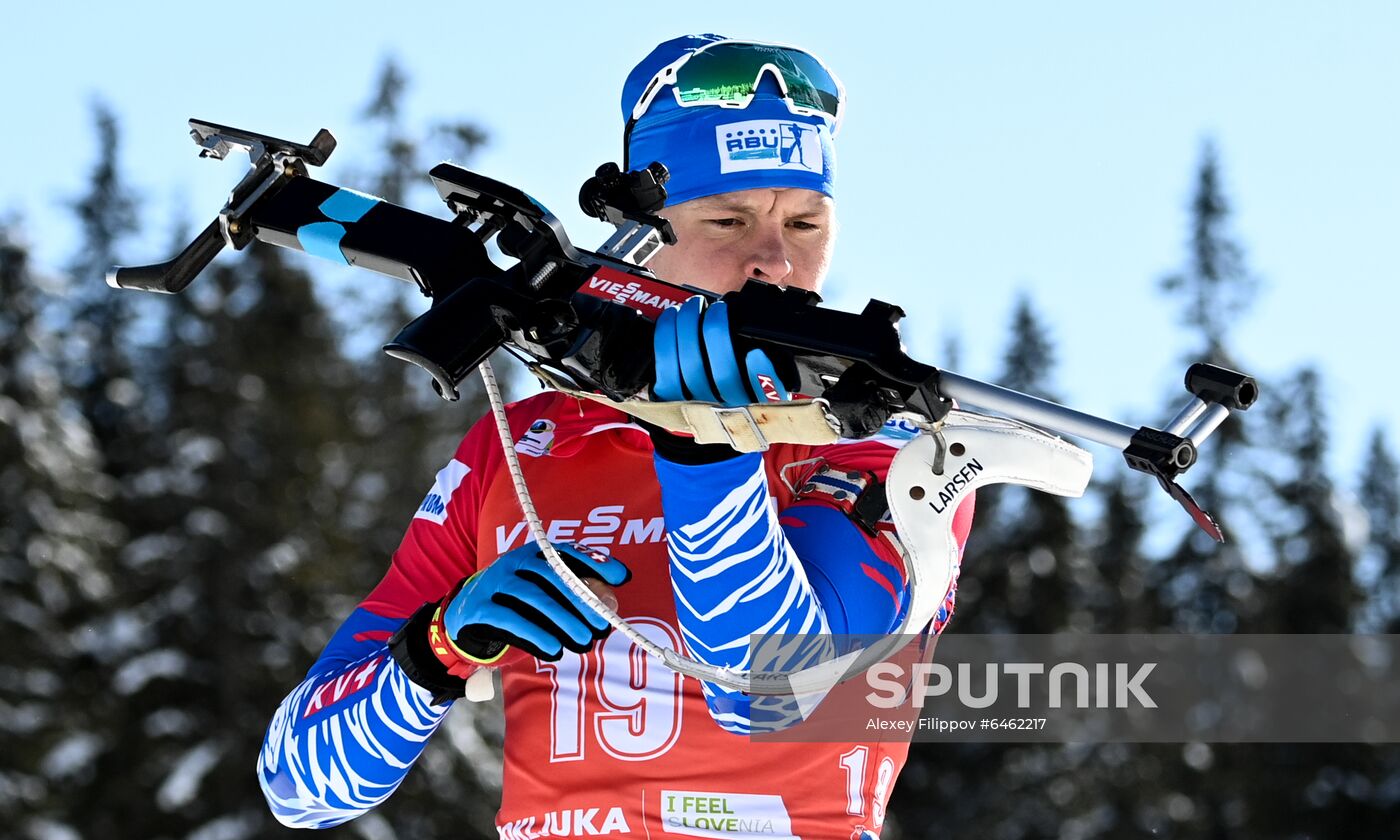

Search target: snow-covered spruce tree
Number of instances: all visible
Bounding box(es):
[1148,138,1262,635]
[0,222,123,837]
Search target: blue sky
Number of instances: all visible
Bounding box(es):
[3,2,1396,491]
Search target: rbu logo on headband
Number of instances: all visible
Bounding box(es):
[714,120,824,175]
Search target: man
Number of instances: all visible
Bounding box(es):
[258,34,973,838]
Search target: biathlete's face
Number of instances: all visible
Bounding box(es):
[645,187,835,296]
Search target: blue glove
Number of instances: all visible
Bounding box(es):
[441,543,631,663]
[653,296,790,407]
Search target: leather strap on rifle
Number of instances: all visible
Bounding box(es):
[531,365,842,453]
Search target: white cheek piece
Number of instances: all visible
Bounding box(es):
[466,360,1091,705]
[875,411,1091,659]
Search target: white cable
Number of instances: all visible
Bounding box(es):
[478,360,668,660]
[476,359,891,696]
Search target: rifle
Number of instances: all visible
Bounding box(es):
[109,121,1257,697]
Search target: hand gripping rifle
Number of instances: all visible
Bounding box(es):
[110,122,1257,702]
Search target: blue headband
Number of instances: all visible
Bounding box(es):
[621,35,839,206]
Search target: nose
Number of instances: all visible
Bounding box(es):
[746,223,792,284]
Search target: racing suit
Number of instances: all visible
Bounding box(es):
[258,390,973,838]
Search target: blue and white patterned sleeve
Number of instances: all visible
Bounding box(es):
[654,451,908,734]
[257,608,451,828]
